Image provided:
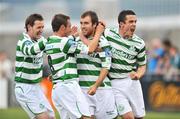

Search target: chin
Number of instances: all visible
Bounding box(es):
[129,31,134,36]
[36,36,41,40]
[82,32,87,36]
[82,34,87,37]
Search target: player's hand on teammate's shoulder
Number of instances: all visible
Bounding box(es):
[98,21,106,28]
[95,20,106,34]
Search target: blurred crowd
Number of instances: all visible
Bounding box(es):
[147,38,180,81]
[0,51,13,81]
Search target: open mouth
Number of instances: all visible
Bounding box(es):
[130,28,135,32]
[37,32,42,36]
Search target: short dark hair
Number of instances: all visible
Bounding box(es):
[25,13,43,32]
[51,14,70,32]
[81,11,98,26]
[118,10,136,24]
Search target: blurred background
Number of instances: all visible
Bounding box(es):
[0,0,180,119]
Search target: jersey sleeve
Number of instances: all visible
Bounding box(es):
[137,41,147,66]
[103,28,110,39]
[60,36,89,55]
[21,37,46,56]
[98,36,112,70]
[99,35,111,49]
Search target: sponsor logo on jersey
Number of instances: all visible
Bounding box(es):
[33,57,43,64]
[111,47,135,60]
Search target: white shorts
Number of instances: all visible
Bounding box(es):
[52,79,91,119]
[111,77,145,118]
[15,82,54,119]
[81,88,118,119]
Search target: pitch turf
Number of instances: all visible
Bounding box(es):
[0,108,180,119]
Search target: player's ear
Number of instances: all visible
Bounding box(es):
[27,24,31,31]
[119,22,124,28]
[60,25,66,31]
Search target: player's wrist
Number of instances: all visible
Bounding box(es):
[94,82,100,88]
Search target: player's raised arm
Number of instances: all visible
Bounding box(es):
[21,37,46,56]
[84,21,106,53]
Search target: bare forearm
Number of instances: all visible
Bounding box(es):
[94,68,108,87]
[88,21,105,53]
[88,32,101,53]
[136,65,146,79]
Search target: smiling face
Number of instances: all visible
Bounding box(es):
[120,15,137,38]
[80,15,96,37]
[28,20,44,40]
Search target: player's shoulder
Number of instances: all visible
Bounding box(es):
[47,35,66,43]
[48,35,60,40]
[105,27,118,33]
[104,27,120,38]
[132,34,145,46]
[18,32,33,45]
[20,32,30,41]
[38,36,47,42]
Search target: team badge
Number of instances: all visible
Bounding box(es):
[129,46,136,51]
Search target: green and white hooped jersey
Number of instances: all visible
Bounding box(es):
[15,32,46,83]
[45,35,89,84]
[76,36,112,89]
[104,28,147,79]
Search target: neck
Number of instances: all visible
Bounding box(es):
[85,34,93,40]
[53,31,64,37]
[27,32,37,41]
[85,30,95,39]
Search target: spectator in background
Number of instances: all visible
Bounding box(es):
[162,38,172,54]
[165,45,180,81]
[148,38,165,74]
[155,39,180,81]
[0,51,12,80]
[0,51,13,108]
[155,39,171,76]
[169,46,180,70]
[155,51,170,76]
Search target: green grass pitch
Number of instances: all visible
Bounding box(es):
[0,108,180,119]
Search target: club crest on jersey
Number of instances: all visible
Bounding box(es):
[24,40,32,46]
[129,46,136,51]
